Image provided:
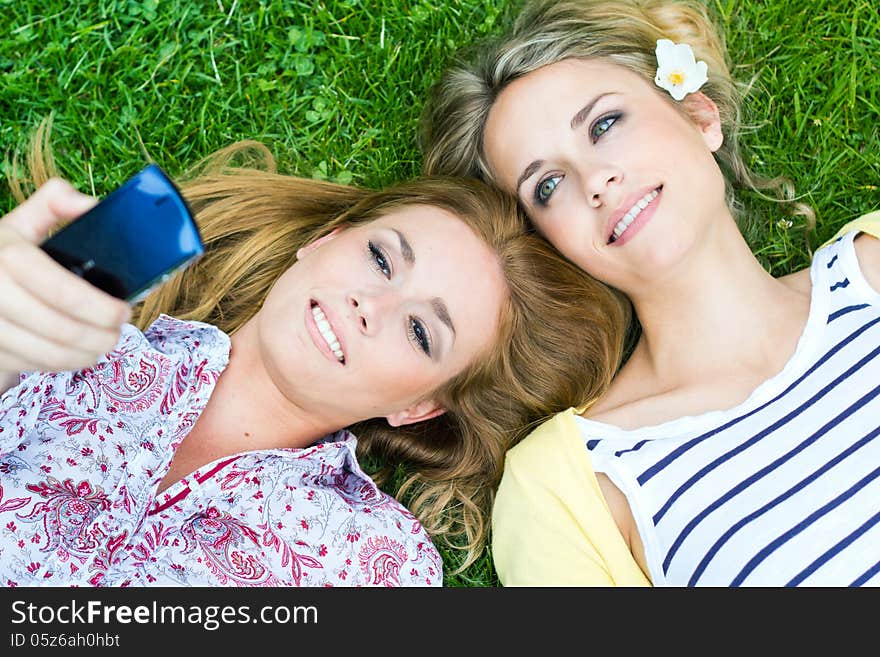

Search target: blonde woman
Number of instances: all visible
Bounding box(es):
[0,135,629,586]
[421,0,880,586]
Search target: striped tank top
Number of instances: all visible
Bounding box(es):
[576,230,880,586]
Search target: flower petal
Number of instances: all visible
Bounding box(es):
[669,85,687,101]
[684,61,709,94]
[672,42,698,67]
[654,38,710,101]
[655,38,676,60]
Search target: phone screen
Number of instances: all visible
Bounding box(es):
[40,164,204,304]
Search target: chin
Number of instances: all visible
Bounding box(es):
[647,238,694,274]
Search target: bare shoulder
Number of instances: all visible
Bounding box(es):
[854,232,880,292]
[775,233,880,295]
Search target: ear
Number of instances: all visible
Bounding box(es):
[683,92,724,152]
[385,399,447,427]
[296,226,345,261]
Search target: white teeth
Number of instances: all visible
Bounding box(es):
[611,189,659,240]
[311,305,344,362]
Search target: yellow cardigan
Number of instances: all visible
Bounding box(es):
[492,211,880,586]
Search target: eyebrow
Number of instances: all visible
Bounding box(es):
[431,297,456,341]
[516,160,545,196]
[515,92,619,196]
[393,228,415,266]
[570,92,616,131]
[391,227,455,352]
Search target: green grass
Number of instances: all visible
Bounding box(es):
[719,0,880,270]
[1,0,878,586]
[0,0,507,194]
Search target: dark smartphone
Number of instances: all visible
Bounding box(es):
[40,164,204,304]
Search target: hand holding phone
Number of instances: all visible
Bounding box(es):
[40,164,204,304]
[0,179,131,388]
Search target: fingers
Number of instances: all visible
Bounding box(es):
[0,273,123,355]
[0,178,130,377]
[2,178,98,242]
[0,233,131,328]
[0,315,114,374]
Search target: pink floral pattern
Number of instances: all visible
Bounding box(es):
[0,315,441,587]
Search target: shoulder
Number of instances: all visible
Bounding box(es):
[88,316,228,416]
[496,409,603,522]
[498,408,594,507]
[854,232,880,293]
[272,436,444,586]
[141,314,231,362]
[822,209,880,292]
[493,409,648,586]
[776,218,880,298]
[503,408,584,476]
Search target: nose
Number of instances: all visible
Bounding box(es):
[347,289,395,335]
[584,161,624,208]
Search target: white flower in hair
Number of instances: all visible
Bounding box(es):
[654,38,708,101]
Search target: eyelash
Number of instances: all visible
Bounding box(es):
[533,111,623,206]
[367,240,432,357]
[368,241,391,278]
[590,111,622,142]
[407,317,432,356]
[534,175,562,206]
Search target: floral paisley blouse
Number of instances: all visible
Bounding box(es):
[0,315,442,587]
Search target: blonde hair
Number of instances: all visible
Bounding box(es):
[420,0,814,230]
[10,120,630,572]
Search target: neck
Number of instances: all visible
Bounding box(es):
[194,319,345,454]
[626,215,811,386]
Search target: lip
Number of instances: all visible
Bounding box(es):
[305,299,347,366]
[605,185,663,247]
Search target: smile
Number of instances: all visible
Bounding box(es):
[310,302,345,364]
[608,186,662,245]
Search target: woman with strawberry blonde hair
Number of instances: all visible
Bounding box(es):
[0,127,629,586]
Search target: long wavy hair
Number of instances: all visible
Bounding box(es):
[9,119,631,571]
[420,0,815,231]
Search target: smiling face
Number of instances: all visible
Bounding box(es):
[483,57,728,294]
[254,204,507,427]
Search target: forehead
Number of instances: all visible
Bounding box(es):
[492,58,653,128]
[369,203,503,284]
[370,203,467,236]
[367,204,484,259]
[513,57,646,96]
[485,59,652,183]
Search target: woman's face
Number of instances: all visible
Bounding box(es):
[483,58,727,294]
[256,204,506,427]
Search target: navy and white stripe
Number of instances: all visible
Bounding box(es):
[577,231,880,586]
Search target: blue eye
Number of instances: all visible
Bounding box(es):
[535,175,562,205]
[368,241,391,278]
[408,317,432,356]
[590,112,621,142]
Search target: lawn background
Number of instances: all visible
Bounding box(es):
[0,0,877,586]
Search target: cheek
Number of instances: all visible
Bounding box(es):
[530,210,566,245]
[531,209,589,262]
[369,336,425,384]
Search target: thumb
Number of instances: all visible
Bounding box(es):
[2,178,98,243]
